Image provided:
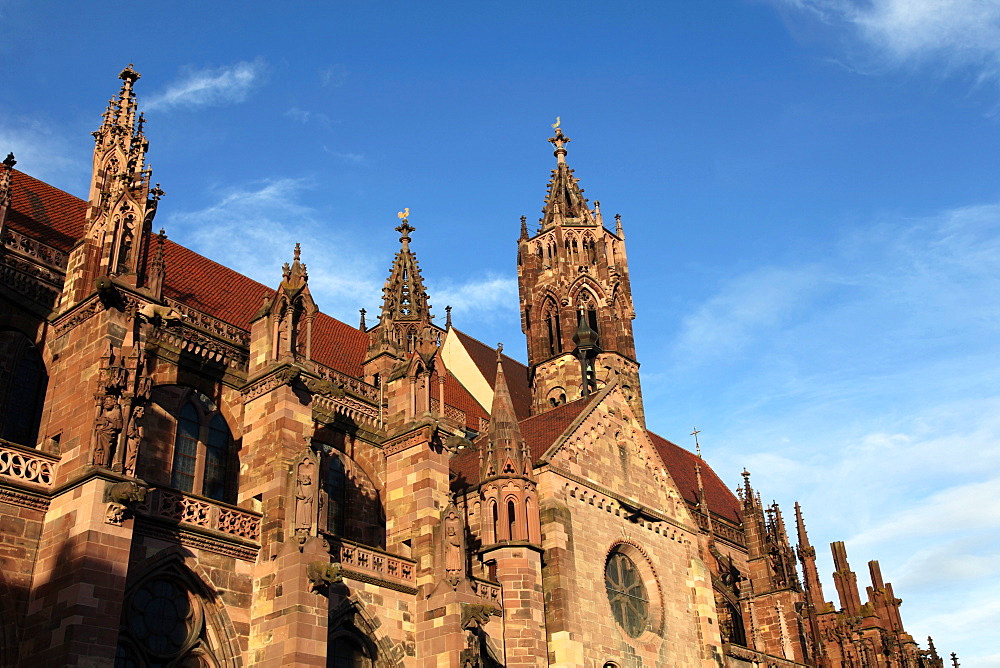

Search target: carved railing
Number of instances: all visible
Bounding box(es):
[478,417,490,434]
[0,260,62,309]
[429,398,467,425]
[470,577,502,607]
[1,227,68,270]
[137,488,261,542]
[163,298,251,348]
[312,392,380,428]
[313,363,379,402]
[0,440,58,488]
[694,510,746,547]
[330,538,415,587]
[151,325,250,369]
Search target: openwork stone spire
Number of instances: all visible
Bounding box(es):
[380,212,431,325]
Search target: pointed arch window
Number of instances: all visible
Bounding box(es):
[323,454,347,535]
[114,564,231,667]
[507,499,518,540]
[543,300,561,357]
[578,290,601,343]
[0,331,47,446]
[170,404,199,493]
[153,387,236,504]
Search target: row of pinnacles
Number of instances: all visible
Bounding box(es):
[0,65,959,666]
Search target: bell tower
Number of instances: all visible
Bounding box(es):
[517,123,644,423]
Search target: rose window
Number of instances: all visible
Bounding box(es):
[604,551,650,638]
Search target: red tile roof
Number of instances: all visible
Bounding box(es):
[451,329,532,420]
[449,393,741,525]
[647,431,741,524]
[7,170,86,251]
[161,240,368,376]
[520,396,593,461]
[7,171,369,377]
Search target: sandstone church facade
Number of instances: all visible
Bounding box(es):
[0,67,949,667]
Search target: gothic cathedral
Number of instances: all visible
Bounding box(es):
[0,67,948,667]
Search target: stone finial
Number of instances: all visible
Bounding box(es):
[359,308,367,331]
[2,152,15,168]
[548,123,571,164]
[445,305,452,329]
[615,213,624,239]
[519,215,528,241]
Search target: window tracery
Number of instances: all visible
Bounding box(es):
[149,386,236,504]
[114,566,224,668]
[605,550,650,638]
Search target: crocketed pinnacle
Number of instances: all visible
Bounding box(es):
[481,345,531,481]
[280,243,309,297]
[380,220,431,323]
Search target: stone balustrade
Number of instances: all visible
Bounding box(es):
[0,440,58,488]
[330,538,416,587]
[470,577,503,607]
[138,488,261,542]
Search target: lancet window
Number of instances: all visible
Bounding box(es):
[149,386,236,504]
[577,290,600,341]
[0,330,47,446]
[542,299,561,357]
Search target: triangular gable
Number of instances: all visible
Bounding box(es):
[439,328,531,420]
[540,384,694,522]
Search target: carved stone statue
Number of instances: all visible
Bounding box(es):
[123,405,144,476]
[445,510,463,579]
[94,394,123,467]
[295,458,316,532]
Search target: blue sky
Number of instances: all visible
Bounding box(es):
[3,0,999,663]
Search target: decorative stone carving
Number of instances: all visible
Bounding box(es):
[137,302,185,326]
[93,394,123,467]
[307,561,344,590]
[105,480,149,526]
[461,603,499,630]
[289,448,319,543]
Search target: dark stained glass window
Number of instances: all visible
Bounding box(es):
[605,551,649,638]
[170,404,199,493]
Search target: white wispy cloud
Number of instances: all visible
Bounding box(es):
[322,146,367,165]
[319,64,348,88]
[145,59,266,111]
[672,265,829,365]
[164,178,383,322]
[0,114,87,191]
[672,198,1000,664]
[767,0,1000,85]
[431,276,520,323]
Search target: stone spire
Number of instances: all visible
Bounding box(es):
[540,125,598,231]
[518,124,643,422]
[481,345,532,482]
[831,541,862,617]
[61,65,163,306]
[378,215,432,334]
[363,212,438,384]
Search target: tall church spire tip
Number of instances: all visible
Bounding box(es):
[548,118,570,164]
